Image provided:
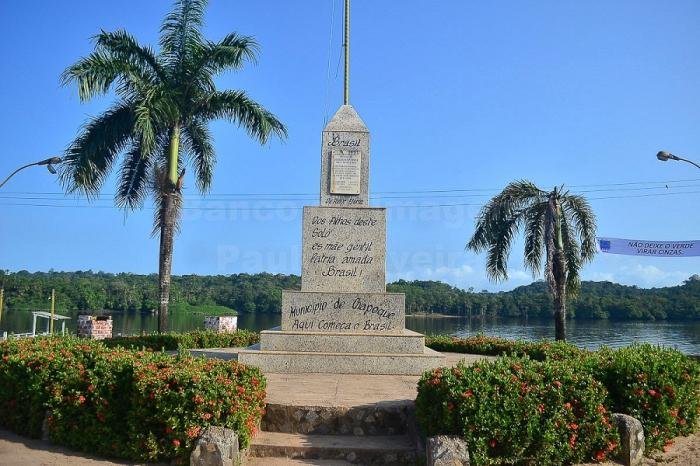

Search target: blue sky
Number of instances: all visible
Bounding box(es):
[0,0,698,291]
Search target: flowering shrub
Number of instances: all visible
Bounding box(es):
[103,329,260,351]
[425,334,585,361]
[593,344,700,451]
[417,356,620,464]
[421,336,700,456]
[0,337,266,462]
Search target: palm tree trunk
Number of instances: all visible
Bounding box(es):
[158,190,176,333]
[157,124,181,333]
[552,242,568,340]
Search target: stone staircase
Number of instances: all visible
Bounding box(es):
[247,398,422,464]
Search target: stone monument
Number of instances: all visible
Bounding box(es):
[237,105,444,375]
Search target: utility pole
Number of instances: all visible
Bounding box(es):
[50,289,55,335]
[343,0,350,105]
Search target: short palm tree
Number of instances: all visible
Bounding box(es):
[467,181,597,341]
[60,0,286,331]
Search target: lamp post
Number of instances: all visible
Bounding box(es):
[656,151,700,170]
[0,157,63,189]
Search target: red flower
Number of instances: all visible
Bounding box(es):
[237,386,246,395]
[552,380,562,388]
[663,440,674,453]
[87,384,95,393]
[569,433,577,449]
[172,439,181,448]
[537,404,545,414]
[186,426,201,439]
[647,389,661,399]
[78,395,86,404]
[165,426,173,434]
[488,439,497,448]
[564,402,572,410]
[594,450,606,461]
[568,423,579,430]
[462,389,474,398]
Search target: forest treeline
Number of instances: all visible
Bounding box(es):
[1,270,698,321]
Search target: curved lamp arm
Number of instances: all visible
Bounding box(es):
[0,157,63,189]
[656,151,700,170]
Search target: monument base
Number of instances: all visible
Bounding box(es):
[237,328,444,375]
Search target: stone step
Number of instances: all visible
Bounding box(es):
[260,328,425,354]
[262,401,414,435]
[247,458,353,465]
[237,346,445,375]
[248,431,417,465]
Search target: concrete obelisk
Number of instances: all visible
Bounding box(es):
[237,1,444,374]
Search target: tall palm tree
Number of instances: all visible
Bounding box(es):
[60,0,286,332]
[467,181,597,341]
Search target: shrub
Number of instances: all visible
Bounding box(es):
[0,337,266,462]
[417,356,619,465]
[103,329,260,351]
[425,334,585,361]
[593,344,700,451]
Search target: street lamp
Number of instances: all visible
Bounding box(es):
[0,156,63,189]
[656,151,700,170]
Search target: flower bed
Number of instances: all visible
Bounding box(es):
[419,337,700,460]
[417,356,620,464]
[0,337,266,462]
[103,329,260,351]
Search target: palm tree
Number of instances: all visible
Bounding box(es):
[467,181,597,341]
[60,0,286,332]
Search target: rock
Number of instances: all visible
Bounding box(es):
[613,413,645,466]
[427,435,470,466]
[190,426,240,466]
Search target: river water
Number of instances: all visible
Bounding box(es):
[2,310,699,355]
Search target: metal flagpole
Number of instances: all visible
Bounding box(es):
[343,0,350,105]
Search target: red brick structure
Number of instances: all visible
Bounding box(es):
[77,315,113,340]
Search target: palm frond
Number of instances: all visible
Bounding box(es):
[543,195,558,294]
[197,90,287,143]
[60,104,135,195]
[188,33,258,90]
[160,0,207,74]
[560,212,582,296]
[522,201,547,276]
[94,29,167,84]
[562,194,597,263]
[116,140,153,209]
[182,120,214,193]
[468,180,543,252]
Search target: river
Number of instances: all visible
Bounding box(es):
[2,310,699,355]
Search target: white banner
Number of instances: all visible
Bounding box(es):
[597,237,700,257]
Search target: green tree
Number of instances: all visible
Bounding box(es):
[467,181,597,341]
[59,0,286,331]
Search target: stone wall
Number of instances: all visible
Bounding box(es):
[204,316,238,333]
[77,315,113,340]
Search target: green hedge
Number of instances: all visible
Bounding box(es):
[0,337,266,462]
[417,356,620,464]
[420,336,700,459]
[103,330,260,351]
[425,334,585,361]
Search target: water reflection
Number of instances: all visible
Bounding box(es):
[1,310,699,355]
